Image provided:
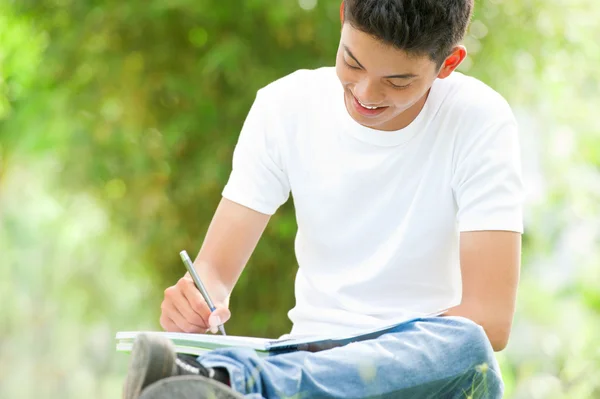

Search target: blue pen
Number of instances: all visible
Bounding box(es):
[179,250,227,336]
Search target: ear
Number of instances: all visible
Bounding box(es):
[340,1,345,25]
[437,46,467,79]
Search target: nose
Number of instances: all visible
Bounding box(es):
[353,78,384,106]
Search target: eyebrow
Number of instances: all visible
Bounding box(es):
[343,45,419,79]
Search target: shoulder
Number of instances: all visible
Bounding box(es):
[430,72,518,159]
[256,67,339,109]
[434,72,516,128]
[243,68,338,144]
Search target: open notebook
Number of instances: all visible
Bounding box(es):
[116,310,447,357]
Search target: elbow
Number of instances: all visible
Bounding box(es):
[490,335,508,352]
[487,322,512,352]
[443,304,515,351]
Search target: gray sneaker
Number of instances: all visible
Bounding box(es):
[123,333,239,399]
[139,375,244,399]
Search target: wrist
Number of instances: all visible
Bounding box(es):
[186,264,231,306]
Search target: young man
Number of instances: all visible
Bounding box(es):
[124,0,523,398]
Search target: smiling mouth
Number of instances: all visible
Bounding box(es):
[350,92,388,116]
[356,98,382,109]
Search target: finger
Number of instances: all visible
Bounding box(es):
[167,282,208,328]
[178,278,213,325]
[161,298,205,333]
[160,313,182,332]
[208,307,231,333]
[164,302,205,333]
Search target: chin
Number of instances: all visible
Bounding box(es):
[351,115,383,128]
[349,107,394,129]
[344,97,389,129]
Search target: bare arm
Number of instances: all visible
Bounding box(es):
[193,197,271,302]
[443,231,521,351]
[161,198,271,333]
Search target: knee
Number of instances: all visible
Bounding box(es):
[445,317,504,397]
[449,317,495,362]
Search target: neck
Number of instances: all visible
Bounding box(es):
[380,89,431,131]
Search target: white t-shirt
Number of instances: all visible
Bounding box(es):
[223,67,523,336]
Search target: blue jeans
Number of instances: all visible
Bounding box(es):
[198,316,503,398]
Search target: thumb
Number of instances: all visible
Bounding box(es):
[208,306,231,333]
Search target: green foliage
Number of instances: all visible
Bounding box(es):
[1,0,599,398]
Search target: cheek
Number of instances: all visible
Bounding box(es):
[388,88,424,110]
[335,58,353,85]
[335,63,349,85]
[335,62,344,81]
[389,95,413,109]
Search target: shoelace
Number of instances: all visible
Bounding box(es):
[175,357,215,379]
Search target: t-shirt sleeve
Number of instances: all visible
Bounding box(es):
[222,90,291,215]
[452,118,524,233]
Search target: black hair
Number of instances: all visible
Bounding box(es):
[343,0,474,67]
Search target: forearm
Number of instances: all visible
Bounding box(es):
[451,231,521,352]
[191,256,244,306]
[189,198,271,304]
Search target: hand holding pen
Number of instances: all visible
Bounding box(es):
[179,250,227,335]
[159,250,230,335]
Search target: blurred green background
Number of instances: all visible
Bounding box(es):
[1,0,599,398]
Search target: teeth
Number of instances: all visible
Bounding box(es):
[358,99,379,109]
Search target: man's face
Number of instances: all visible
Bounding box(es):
[335,23,441,131]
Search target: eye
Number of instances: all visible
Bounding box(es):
[343,58,361,70]
[389,82,411,90]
